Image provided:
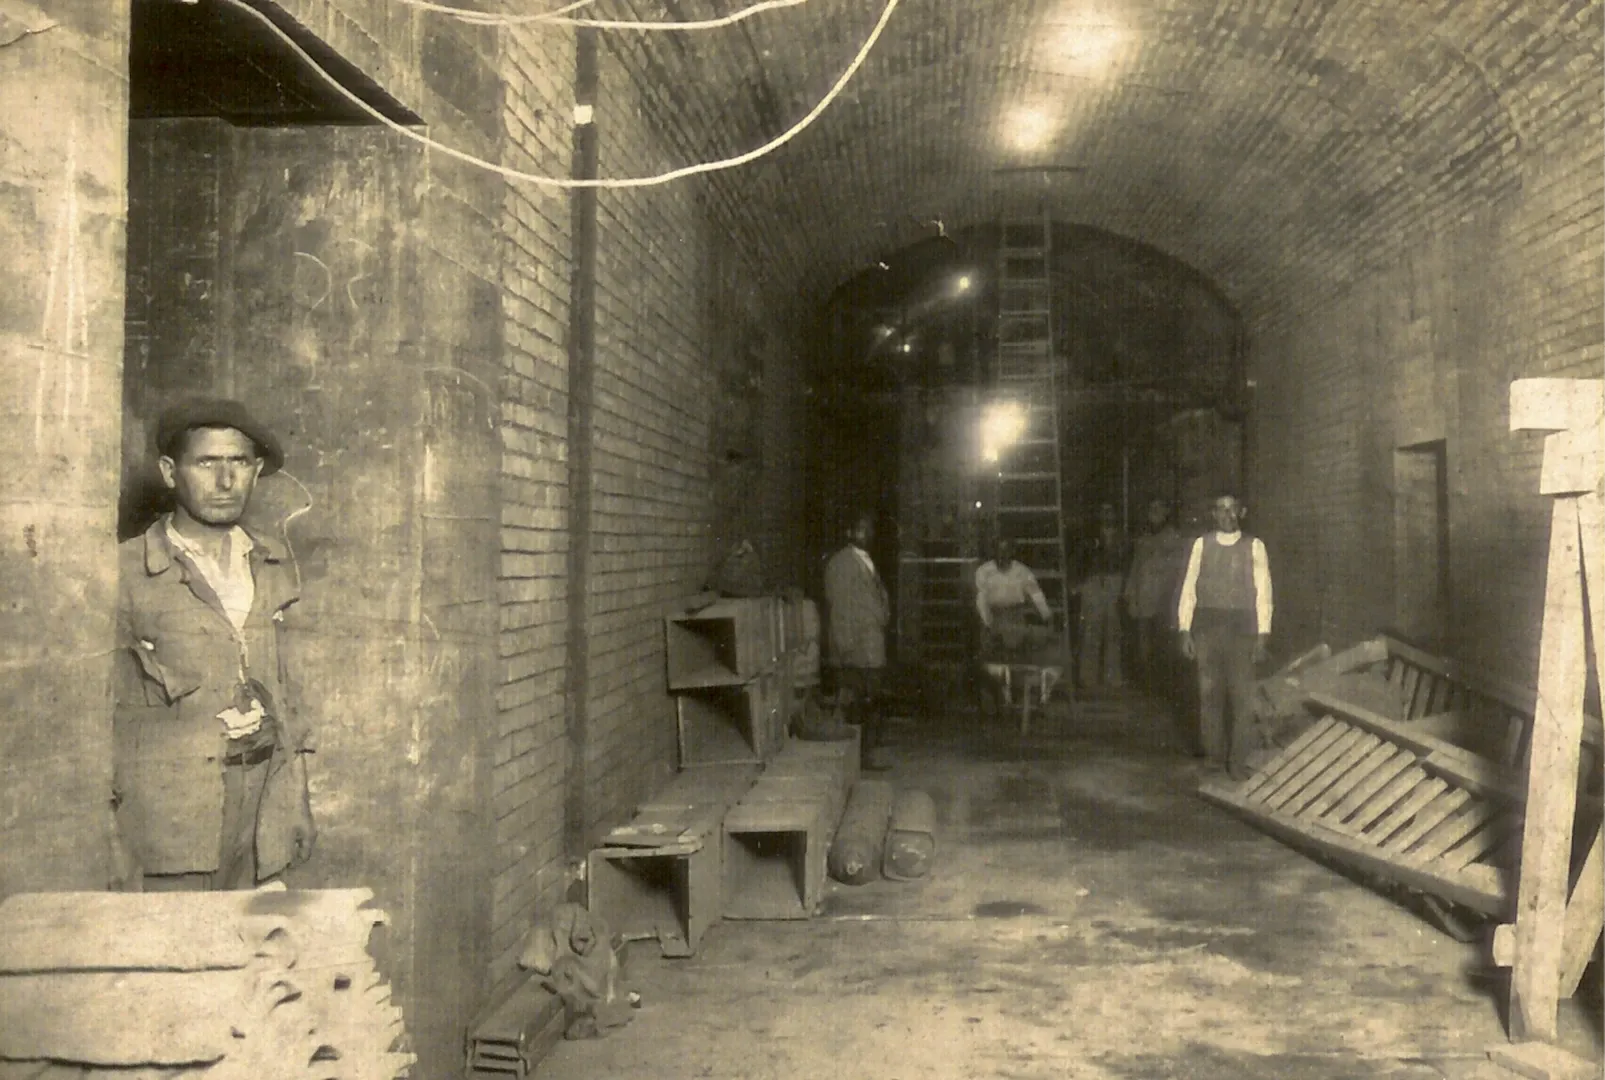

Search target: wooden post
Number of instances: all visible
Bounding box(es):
[1496,378,1604,1051]
[1507,498,1587,1041]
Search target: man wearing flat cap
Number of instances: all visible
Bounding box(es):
[114,398,315,890]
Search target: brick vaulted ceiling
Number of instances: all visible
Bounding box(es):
[610,0,1600,324]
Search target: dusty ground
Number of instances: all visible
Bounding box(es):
[535,691,1603,1080]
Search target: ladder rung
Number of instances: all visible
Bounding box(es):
[998,473,1059,482]
[995,505,1061,513]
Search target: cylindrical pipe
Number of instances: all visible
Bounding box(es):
[563,27,599,859]
[882,788,937,880]
[829,780,895,885]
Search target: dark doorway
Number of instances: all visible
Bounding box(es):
[1393,440,1451,649]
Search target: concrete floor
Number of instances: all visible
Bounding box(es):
[537,691,1603,1080]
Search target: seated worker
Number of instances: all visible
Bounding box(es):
[975,537,1053,660]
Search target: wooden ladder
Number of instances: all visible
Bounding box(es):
[989,213,1072,673]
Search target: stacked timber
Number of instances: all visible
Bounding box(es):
[0,886,412,1080]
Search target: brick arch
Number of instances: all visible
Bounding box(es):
[623,0,1587,323]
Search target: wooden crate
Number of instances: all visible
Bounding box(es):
[721,797,834,920]
[677,680,778,767]
[665,599,775,690]
[590,769,760,958]
[588,836,719,959]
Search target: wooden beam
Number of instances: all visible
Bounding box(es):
[1307,692,1525,801]
[1558,823,1603,999]
[1507,498,1589,1043]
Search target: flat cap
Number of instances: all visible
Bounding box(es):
[155,397,285,476]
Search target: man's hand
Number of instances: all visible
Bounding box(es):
[1179,630,1195,661]
[1254,634,1270,665]
[290,756,317,863]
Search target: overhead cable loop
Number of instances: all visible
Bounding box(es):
[217,0,901,189]
[391,0,811,30]
[384,0,595,25]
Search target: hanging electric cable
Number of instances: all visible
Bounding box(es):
[216,0,899,189]
[381,0,592,25]
[389,0,810,30]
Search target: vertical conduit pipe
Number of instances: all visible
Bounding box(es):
[563,27,599,859]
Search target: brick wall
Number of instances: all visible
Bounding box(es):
[492,23,811,985]
[492,23,576,987]
[0,1,129,895]
[1249,6,1602,692]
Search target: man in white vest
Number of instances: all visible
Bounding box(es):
[1176,493,1273,780]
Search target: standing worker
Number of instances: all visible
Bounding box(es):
[114,399,316,890]
[1076,502,1127,692]
[1176,492,1273,780]
[824,512,892,771]
[1124,498,1188,698]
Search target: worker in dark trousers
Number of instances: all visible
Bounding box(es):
[1176,493,1273,780]
[824,512,892,771]
[1077,502,1127,692]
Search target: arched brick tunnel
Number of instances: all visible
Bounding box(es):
[0,1,1598,1075]
[605,0,1597,665]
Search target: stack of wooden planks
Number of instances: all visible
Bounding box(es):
[0,886,413,1080]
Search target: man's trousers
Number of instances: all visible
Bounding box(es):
[1192,617,1258,773]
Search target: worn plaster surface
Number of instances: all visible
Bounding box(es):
[535,693,1602,1080]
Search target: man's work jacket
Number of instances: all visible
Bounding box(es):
[114,517,309,877]
[823,544,889,669]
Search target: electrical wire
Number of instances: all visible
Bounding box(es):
[381,0,593,26]
[219,0,900,189]
[389,0,811,31]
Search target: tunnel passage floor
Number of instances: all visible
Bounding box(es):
[534,691,1602,1080]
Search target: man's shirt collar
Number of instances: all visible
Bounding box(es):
[142,514,283,575]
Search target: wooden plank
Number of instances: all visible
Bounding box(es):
[1261,725,1362,810]
[1383,787,1471,854]
[1282,732,1383,818]
[1200,786,1506,914]
[0,890,291,974]
[1558,822,1603,999]
[1312,692,1485,762]
[0,970,250,1064]
[1402,667,1423,719]
[1309,693,1525,800]
[1341,766,1428,834]
[1379,634,1604,752]
[1486,1040,1599,1080]
[1413,801,1498,863]
[1387,656,1408,689]
[1419,748,1527,802]
[1508,498,1589,1044]
[1323,748,1415,824]
[1242,716,1341,798]
[1363,777,1448,847]
[1262,724,1365,808]
[1301,742,1398,821]
[1438,814,1513,871]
